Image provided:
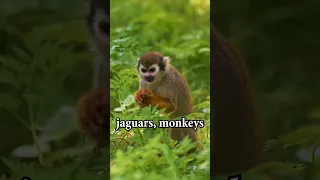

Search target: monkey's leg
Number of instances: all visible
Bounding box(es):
[168,128,197,142]
[147,94,198,146]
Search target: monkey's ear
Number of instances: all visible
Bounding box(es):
[163,56,171,65]
[136,58,140,70]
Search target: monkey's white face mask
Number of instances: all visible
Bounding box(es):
[139,64,160,83]
[91,8,109,53]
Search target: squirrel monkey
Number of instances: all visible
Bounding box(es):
[134,52,197,142]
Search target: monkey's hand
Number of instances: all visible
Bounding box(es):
[134,89,175,114]
[134,89,153,107]
[77,89,109,148]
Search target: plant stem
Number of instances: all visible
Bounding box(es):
[28,100,45,166]
[112,137,130,145]
[311,146,317,163]
[6,103,45,166]
[35,101,44,124]
[5,109,32,131]
[114,130,130,153]
[31,130,44,166]
[137,129,144,145]
[118,92,122,107]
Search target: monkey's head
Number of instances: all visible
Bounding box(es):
[87,0,109,54]
[137,52,170,83]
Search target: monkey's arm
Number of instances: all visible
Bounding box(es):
[134,89,176,113]
[148,94,176,113]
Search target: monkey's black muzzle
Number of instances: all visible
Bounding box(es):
[145,75,155,82]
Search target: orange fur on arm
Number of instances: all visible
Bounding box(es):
[134,89,175,114]
[147,94,175,113]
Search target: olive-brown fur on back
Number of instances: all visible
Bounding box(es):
[211,24,265,175]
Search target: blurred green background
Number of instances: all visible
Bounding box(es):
[213,0,320,140]
[213,1,320,179]
[0,0,101,179]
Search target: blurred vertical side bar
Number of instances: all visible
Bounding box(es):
[210,7,265,178]
[85,0,110,160]
[77,0,110,164]
[87,0,110,89]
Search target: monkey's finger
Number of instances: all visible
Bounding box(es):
[136,100,142,105]
[140,93,147,101]
[136,95,143,103]
[135,97,143,105]
[144,89,153,95]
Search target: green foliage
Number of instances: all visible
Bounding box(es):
[213,0,320,179]
[248,162,304,179]
[0,0,109,179]
[0,0,210,179]
[237,125,320,179]
[109,0,210,179]
[265,125,320,152]
[111,136,210,180]
[1,157,105,180]
[217,124,320,179]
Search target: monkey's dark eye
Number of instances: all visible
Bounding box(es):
[149,68,155,72]
[99,21,110,34]
[141,68,147,73]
